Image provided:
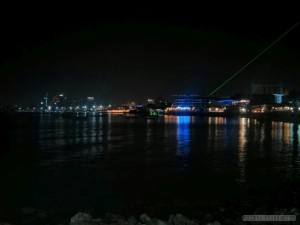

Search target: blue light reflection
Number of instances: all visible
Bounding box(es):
[176,116,191,157]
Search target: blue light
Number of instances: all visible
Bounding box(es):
[178,106,191,110]
[216,99,237,106]
[177,116,191,124]
[217,100,235,103]
[176,116,191,158]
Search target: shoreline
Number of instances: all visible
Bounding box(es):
[2,111,300,124]
[164,111,300,123]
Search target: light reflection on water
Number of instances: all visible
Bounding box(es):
[2,114,300,223]
[33,115,300,180]
[176,116,191,157]
[237,118,247,187]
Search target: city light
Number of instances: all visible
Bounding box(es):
[240,108,247,113]
[240,99,250,103]
[107,109,129,114]
[208,107,225,113]
[178,106,191,110]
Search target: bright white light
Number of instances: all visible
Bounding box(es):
[109,105,112,107]
[240,108,247,113]
[41,102,44,104]
[240,99,250,103]
[93,105,96,108]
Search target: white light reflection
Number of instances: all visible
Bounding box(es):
[282,122,291,146]
[237,117,247,187]
[146,119,154,156]
[207,117,226,151]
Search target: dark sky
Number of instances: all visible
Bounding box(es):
[0,4,299,105]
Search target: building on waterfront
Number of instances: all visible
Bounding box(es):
[251,83,287,104]
[171,95,210,110]
[170,95,239,111]
[146,96,172,110]
[51,93,69,109]
[86,96,96,110]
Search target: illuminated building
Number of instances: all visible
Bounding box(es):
[273,94,285,104]
[52,93,66,106]
[171,95,209,110]
[84,97,96,111]
[147,97,171,110]
[87,97,94,101]
[148,99,154,104]
[171,95,237,111]
[251,83,287,104]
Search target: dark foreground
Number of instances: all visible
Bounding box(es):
[2,210,299,225]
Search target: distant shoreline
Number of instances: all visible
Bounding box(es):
[1,111,300,124]
[165,111,300,123]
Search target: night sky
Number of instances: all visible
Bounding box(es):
[0,4,299,105]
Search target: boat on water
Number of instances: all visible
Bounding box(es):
[124,109,139,118]
[124,108,162,119]
[145,109,160,119]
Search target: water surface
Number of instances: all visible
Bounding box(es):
[1,113,300,224]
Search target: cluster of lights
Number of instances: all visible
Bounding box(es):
[165,107,193,111]
[252,108,265,113]
[240,99,250,103]
[107,109,130,114]
[208,107,226,113]
[271,106,294,112]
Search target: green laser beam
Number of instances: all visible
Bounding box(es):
[209,20,300,96]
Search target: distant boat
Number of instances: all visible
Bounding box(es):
[124,109,139,118]
[124,108,162,119]
[145,109,160,119]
